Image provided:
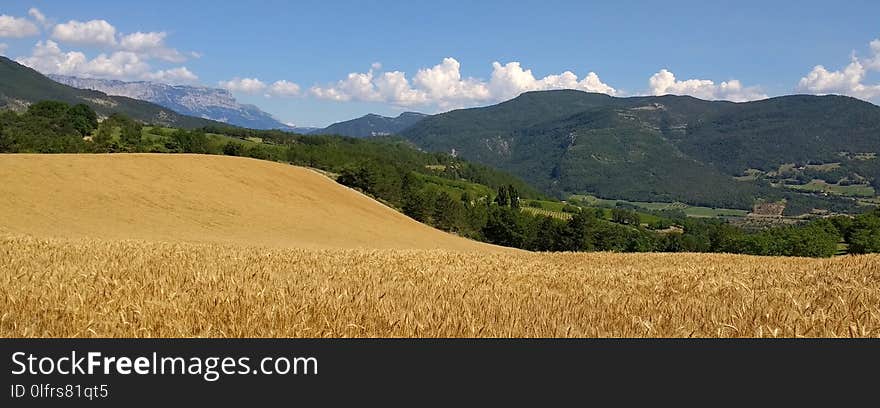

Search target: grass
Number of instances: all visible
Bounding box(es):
[805,162,841,172]
[569,195,748,218]
[415,173,494,201]
[523,200,661,224]
[2,235,878,338]
[789,179,875,198]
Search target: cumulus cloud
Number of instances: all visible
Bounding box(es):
[16,40,89,75]
[15,40,195,83]
[310,70,377,101]
[648,69,767,102]
[268,80,301,97]
[412,58,491,106]
[28,8,49,27]
[310,57,616,109]
[489,61,616,100]
[47,18,190,65]
[10,10,201,85]
[0,14,40,38]
[797,39,880,100]
[143,66,199,84]
[219,77,267,93]
[52,19,117,46]
[119,31,185,62]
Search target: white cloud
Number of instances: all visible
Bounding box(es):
[797,39,880,100]
[374,71,427,105]
[489,61,617,101]
[81,51,149,78]
[268,80,301,97]
[648,69,767,102]
[309,57,616,109]
[52,19,117,46]
[28,8,48,27]
[15,40,193,83]
[119,31,185,62]
[143,66,199,84]
[310,69,382,102]
[412,58,490,106]
[16,40,89,75]
[219,77,267,93]
[12,11,200,85]
[0,14,40,38]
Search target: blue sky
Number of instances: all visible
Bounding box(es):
[2,0,880,126]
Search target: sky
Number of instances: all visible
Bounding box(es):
[1,0,880,127]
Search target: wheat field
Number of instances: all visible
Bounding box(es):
[0,154,493,251]
[1,154,879,338]
[2,235,878,338]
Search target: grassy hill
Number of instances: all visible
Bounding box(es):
[0,154,499,251]
[0,57,221,129]
[401,90,880,214]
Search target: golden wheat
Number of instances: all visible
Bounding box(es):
[2,235,878,338]
[0,154,496,251]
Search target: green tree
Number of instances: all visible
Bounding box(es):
[65,104,98,136]
[847,210,880,254]
[223,142,244,156]
[432,192,462,232]
[495,185,510,207]
[483,206,526,248]
[403,191,431,222]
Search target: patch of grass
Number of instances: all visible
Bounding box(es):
[569,194,748,218]
[415,173,494,201]
[789,179,875,198]
[805,162,841,172]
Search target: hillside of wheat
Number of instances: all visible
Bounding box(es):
[0,154,493,251]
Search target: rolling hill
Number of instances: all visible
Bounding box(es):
[316,112,427,138]
[0,154,498,251]
[0,57,221,129]
[401,90,880,213]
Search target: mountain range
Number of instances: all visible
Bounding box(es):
[400,90,880,213]
[0,56,219,129]
[47,74,312,132]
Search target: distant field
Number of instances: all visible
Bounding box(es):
[569,195,748,218]
[2,235,878,338]
[416,173,494,201]
[789,179,875,198]
[522,206,573,220]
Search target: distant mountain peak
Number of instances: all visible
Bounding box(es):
[315,111,428,138]
[0,56,218,128]
[48,74,296,131]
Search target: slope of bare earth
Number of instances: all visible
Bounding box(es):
[0,154,495,251]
